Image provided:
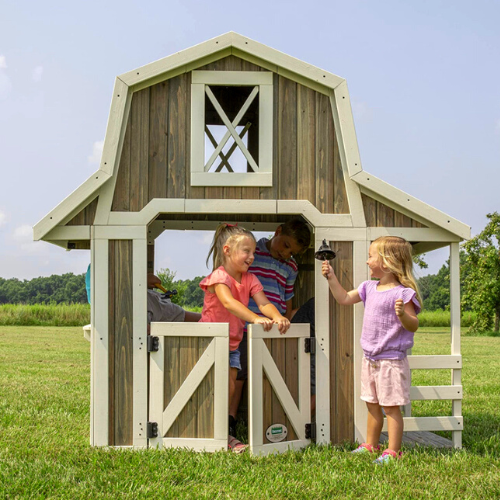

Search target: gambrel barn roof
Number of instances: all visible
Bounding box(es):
[33,32,470,244]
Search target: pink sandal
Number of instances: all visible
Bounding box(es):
[228,435,248,454]
[352,443,380,454]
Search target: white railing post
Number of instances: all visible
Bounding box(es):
[450,242,462,448]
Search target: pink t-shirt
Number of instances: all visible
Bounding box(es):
[200,266,263,351]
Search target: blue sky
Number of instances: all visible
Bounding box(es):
[1,0,499,281]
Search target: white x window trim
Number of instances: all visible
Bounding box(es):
[204,86,259,173]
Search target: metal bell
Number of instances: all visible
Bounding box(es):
[314,239,336,261]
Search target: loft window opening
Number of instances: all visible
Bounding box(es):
[191,71,273,187]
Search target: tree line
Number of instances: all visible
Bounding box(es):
[1,212,498,331]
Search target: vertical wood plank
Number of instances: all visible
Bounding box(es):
[315,93,330,213]
[110,240,134,446]
[285,337,299,440]
[168,74,187,199]
[164,336,180,438]
[394,211,413,227]
[377,202,395,227]
[147,244,155,275]
[176,337,199,438]
[333,127,349,214]
[278,76,297,201]
[112,115,131,211]
[108,241,115,445]
[262,339,272,442]
[130,88,150,212]
[149,81,168,200]
[330,241,354,443]
[197,338,214,439]
[361,194,377,227]
[271,338,287,439]
[297,84,316,206]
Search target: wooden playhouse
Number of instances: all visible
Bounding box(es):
[33,32,469,452]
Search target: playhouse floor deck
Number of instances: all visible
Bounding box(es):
[380,431,453,448]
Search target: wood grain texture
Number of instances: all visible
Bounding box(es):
[167,75,187,199]
[361,194,426,228]
[297,85,316,206]
[66,197,98,226]
[329,241,354,444]
[130,88,150,212]
[149,81,169,200]
[112,115,131,211]
[164,336,180,438]
[278,76,297,201]
[108,240,134,446]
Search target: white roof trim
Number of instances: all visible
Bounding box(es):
[351,171,470,240]
[119,32,345,92]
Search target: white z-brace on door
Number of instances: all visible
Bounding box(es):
[149,322,229,452]
[248,324,312,455]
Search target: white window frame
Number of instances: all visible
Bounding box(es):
[191,70,273,187]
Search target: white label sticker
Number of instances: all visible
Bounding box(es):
[265,423,288,443]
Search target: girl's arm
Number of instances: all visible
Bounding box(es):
[322,261,361,306]
[395,299,419,332]
[252,290,290,334]
[213,284,274,331]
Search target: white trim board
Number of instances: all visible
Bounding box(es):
[352,172,470,240]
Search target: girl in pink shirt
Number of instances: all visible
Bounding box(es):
[322,236,421,464]
[200,223,290,452]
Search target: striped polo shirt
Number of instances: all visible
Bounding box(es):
[247,237,298,316]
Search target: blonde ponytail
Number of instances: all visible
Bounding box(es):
[206,223,256,271]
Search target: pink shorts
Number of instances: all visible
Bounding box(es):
[360,357,410,407]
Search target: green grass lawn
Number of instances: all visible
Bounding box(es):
[1,326,499,499]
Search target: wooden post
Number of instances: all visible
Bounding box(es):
[450,242,462,448]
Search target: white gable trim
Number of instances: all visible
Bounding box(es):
[351,171,470,240]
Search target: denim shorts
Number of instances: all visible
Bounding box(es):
[229,348,241,370]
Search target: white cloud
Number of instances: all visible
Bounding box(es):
[0,211,6,227]
[13,224,33,242]
[0,55,6,69]
[88,140,104,165]
[32,65,43,82]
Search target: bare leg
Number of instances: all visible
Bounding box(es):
[229,368,238,420]
[229,379,245,418]
[366,402,384,448]
[383,406,404,452]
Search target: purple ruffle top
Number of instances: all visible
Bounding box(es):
[358,280,421,360]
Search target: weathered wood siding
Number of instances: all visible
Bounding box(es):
[361,194,426,228]
[164,336,214,438]
[108,240,134,446]
[111,55,348,214]
[66,197,98,225]
[329,241,354,443]
[262,336,300,443]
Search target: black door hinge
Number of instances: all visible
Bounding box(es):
[148,336,159,352]
[147,422,158,438]
[305,422,316,440]
[304,337,315,354]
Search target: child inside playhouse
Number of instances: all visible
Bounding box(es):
[322,236,421,464]
[199,223,291,453]
[229,219,313,436]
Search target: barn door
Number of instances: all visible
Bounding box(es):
[148,322,229,452]
[248,324,312,455]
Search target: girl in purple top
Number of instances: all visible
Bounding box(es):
[322,236,421,464]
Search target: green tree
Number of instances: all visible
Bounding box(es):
[156,268,185,306]
[462,212,500,332]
